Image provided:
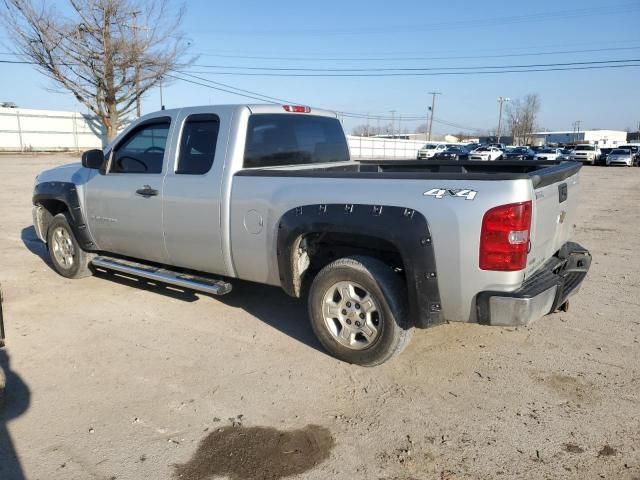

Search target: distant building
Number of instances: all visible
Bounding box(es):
[627,131,640,143]
[379,133,462,143]
[531,130,627,148]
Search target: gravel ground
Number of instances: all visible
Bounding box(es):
[0,153,639,480]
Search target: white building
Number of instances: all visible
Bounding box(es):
[531,130,627,148]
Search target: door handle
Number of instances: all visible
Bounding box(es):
[136,185,159,197]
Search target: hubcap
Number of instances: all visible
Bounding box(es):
[322,281,381,350]
[51,227,75,269]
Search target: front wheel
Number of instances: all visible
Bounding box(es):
[46,213,94,279]
[308,256,411,366]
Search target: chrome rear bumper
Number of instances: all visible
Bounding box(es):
[476,243,591,326]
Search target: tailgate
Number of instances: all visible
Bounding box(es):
[526,163,581,276]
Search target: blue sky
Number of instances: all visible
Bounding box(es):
[1,0,639,135]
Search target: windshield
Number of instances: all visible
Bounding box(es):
[538,148,555,153]
[475,147,490,152]
[510,148,528,153]
[610,149,628,155]
[575,145,595,151]
[422,144,440,150]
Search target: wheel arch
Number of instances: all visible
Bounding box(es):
[276,204,444,328]
[32,181,96,250]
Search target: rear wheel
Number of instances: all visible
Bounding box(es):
[308,256,411,366]
[47,213,94,279]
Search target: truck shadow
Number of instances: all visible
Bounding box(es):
[0,349,31,480]
[20,226,322,353]
[95,271,323,353]
[21,226,52,269]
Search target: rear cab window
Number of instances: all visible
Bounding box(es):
[243,114,350,168]
[177,114,220,175]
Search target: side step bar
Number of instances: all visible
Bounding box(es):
[91,257,232,296]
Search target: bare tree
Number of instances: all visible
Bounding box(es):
[351,124,395,137]
[2,0,193,140]
[506,94,541,145]
[414,123,428,134]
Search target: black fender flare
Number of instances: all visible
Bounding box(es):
[32,181,97,251]
[276,203,444,328]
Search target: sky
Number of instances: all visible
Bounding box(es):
[1,0,639,135]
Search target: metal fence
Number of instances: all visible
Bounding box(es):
[347,135,428,160]
[0,107,107,152]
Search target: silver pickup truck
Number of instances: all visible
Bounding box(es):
[32,104,591,365]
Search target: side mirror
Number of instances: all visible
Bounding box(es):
[81,149,105,169]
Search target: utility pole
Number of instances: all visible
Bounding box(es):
[132,10,142,118]
[496,96,510,144]
[389,110,396,138]
[159,77,165,110]
[427,92,442,142]
[572,120,582,143]
[366,113,370,137]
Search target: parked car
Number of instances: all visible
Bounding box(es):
[433,146,470,161]
[487,143,507,150]
[469,146,503,161]
[606,148,637,167]
[598,148,613,166]
[618,145,640,162]
[535,148,564,161]
[31,104,591,366]
[569,144,601,165]
[558,149,573,161]
[417,143,447,160]
[502,147,537,161]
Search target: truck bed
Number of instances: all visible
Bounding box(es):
[236,159,581,189]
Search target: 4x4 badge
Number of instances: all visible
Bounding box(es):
[424,188,478,201]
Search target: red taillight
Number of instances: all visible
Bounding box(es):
[479,201,532,271]
[283,105,311,113]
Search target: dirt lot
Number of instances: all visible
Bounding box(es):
[0,153,639,480]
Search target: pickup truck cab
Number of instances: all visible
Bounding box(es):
[32,104,591,366]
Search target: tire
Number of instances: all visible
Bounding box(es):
[307,256,411,366]
[46,213,94,279]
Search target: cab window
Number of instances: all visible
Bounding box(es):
[111,119,170,174]
[177,114,220,175]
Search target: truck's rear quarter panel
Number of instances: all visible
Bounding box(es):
[229,172,535,323]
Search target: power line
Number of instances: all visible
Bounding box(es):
[7,58,639,77]
[167,73,483,131]
[188,58,640,72]
[182,62,640,77]
[191,45,640,62]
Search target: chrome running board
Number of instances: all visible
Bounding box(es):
[91,256,232,296]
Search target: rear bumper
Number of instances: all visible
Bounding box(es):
[476,242,591,326]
